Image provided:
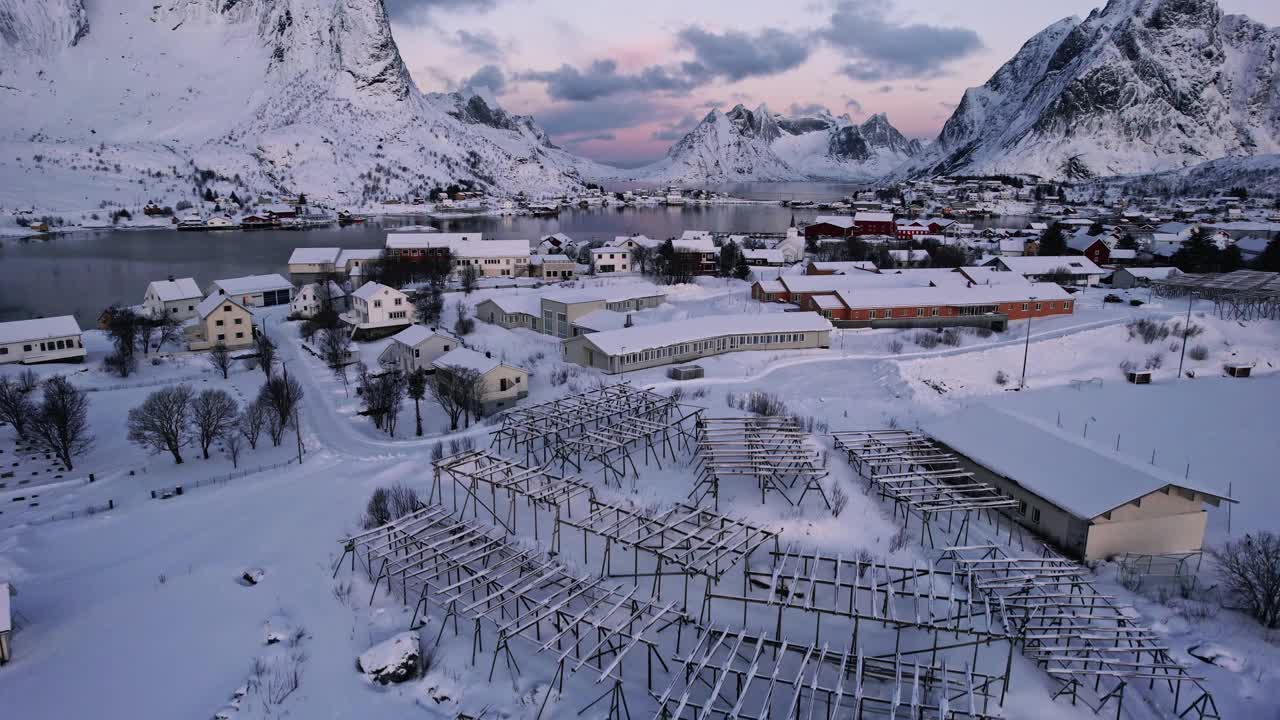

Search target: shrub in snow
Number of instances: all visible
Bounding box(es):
[887,339,904,354]
[1118,359,1136,376]
[357,632,423,685]
[888,526,912,553]
[241,568,266,586]
[1211,532,1280,628]
[913,332,940,349]
[994,370,1009,386]
[1144,353,1164,370]
[1188,344,1209,361]
[830,484,849,518]
[940,329,961,347]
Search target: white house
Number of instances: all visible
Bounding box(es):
[287,247,341,282]
[608,234,661,251]
[188,295,255,351]
[386,233,531,278]
[983,256,1105,286]
[0,316,87,365]
[290,280,349,318]
[207,274,294,307]
[475,296,542,331]
[591,247,631,274]
[377,325,461,373]
[536,233,578,256]
[432,348,529,415]
[343,282,414,338]
[528,254,576,280]
[142,277,203,320]
[337,249,384,288]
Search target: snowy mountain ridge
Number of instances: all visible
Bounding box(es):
[914,0,1280,179]
[0,0,597,211]
[616,103,925,184]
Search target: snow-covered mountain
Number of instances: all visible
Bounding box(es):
[916,0,1280,179]
[0,0,597,211]
[622,104,924,184]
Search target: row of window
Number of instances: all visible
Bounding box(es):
[618,333,808,366]
[215,331,246,342]
[214,317,245,327]
[0,337,82,355]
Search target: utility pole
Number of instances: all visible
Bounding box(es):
[1177,291,1196,380]
[283,360,304,464]
[1019,297,1037,390]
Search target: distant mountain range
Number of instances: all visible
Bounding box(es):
[603,104,925,184]
[1,0,1278,209]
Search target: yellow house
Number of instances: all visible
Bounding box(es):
[187,295,256,351]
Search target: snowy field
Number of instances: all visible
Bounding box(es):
[0,278,1278,720]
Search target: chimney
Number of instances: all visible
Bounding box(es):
[167,274,175,282]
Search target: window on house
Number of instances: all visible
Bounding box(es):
[217,333,226,341]
[1021,303,1029,311]
[0,348,6,355]
[235,332,244,339]
[23,344,31,352]
[374,300,382,308]
[1035,303,1042,311]
[234,318,242,325]
[216,320,225,326]
[1031,508,1041,524]
[1018,500,1027,516]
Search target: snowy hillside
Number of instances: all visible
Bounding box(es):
[612,104,924,184]
[0,0,597,211]
[1083,152,1280,196]
[914,0,1280,179]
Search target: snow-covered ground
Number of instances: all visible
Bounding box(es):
[1,276,1278,720]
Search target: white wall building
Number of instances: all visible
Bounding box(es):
[377,325,460,373]
[207,274,294,306]
[290,281,349,318]
[142,277,203,320]
[590,247,631,274]
[0,316,87,365]
[343,282,414,337]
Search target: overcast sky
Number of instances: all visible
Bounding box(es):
[388,0,1280,167]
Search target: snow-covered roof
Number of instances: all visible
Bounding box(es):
[994,256,1103,276]
[576,312,832,356]
[288,247,341,265]
[530,254,573,264]
[298,280,348,298]
[389,325,453,348]
[888,249,930,262]
[854,211,894,224]
[680,230,713,242]
[1109,249,1137,260]
[673,237,716,254]
[1236,237,1270,254]
[196,294,251,319]
[1066,232,1105,252]
[958,267,1034,287]
[742,248,784,263]
[385,232,483,249]
[572,309,630,332]
[337,249,383,265]
[543,286,664,305]
[147,277,202,302]
[836,282,1069,310]
[922,405,1231,519]
[352,282,401,301]
[998,238,1026,252]
[211,274,293,295]
[755,280,786,294]
[0,315,82,344]
[812,295,846,310]
[478,295,541,316]
[1118,267,1179,280]
[810,261,878,274]
[609,235,659,248]
[811,215,855,229]
[781,271,938,294]
[433,347,511,375]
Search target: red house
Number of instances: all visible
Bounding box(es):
[804,215,856,240]
[1066,233,1111,266]
[853,211,895,237]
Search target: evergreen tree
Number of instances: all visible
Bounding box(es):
[733,250,752,280]
[1254,238,1280,272]
[1038,224,1067,256]
[718,241,739,277]
[1170,228,1221,274]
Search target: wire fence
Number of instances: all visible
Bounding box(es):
[28,499,116,525]
[185,458,299,492]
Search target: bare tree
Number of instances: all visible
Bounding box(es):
[452,299,475,336]
[359,368,406,436]
[127,384,194,464]
[223,430,244,468]
[259,374,303,447]
[407,368,428,437]
[191,388,240,460]
[459,263,479,294]
[240,399,267,450]
[0,372,39,439]
[207,341,234,379]
[137,318,157,356]
[255,331,277,377]
[1213,533,1280,628]
[29,376,93,471]
[318,327,349,370]
[429,365,482,431]
[155,314,183,351]
[104,305,141,362]
[103,349,138,378]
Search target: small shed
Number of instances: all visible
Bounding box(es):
[1126,370,1152,385]
[667,365,705,381]
[1225,363,1253,378]
[0,581,11,665]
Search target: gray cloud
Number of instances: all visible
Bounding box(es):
[519,59,701,102]
[536,98,680,136]
[787,102,830,117]
[453,29,503,59]
[461,65,507,95]
[676,27,811,82]
[568,132,617,143]
[651,113,700,142]
[821,0,982,81]
[844,96,864,114]
[384,0,502,23]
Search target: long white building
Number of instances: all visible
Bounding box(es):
[562,312,832,374]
